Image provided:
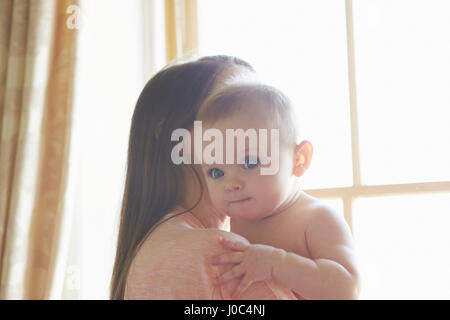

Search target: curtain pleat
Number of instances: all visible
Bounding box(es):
[165,0,198,63]
[0,0,78,299]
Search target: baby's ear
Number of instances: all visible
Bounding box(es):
[293,141,313,177]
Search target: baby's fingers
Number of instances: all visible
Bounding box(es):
[219,236,249,251]
[210,252,244,265]
[215,264,245,285]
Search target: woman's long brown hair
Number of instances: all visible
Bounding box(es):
[110,56,254,299]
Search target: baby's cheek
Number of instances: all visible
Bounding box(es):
[262,189,283,208]
[256,177,285,206]
[208,185,226,208]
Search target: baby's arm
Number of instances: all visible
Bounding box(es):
[212,206,360,299]
[271,206,360,299]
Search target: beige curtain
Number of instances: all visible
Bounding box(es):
[0,0,78,299]
[165,0,198,63]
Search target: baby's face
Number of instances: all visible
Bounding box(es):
[201,112,297,221]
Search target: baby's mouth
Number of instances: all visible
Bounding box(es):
[229,197,251,204]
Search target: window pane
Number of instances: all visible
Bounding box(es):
[352,193,450,299]
[353,0,450,185]
[198,0,353,189]
[62,0,144,299]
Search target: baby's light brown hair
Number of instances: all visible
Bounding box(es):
[197,83,300,147]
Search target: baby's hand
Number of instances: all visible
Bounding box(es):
[210,237,280,299]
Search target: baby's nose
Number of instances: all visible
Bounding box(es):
[225,179,244,192]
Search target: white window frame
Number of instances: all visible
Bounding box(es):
[304,0,450,233]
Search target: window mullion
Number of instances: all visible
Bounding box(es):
[345,0,362,187]
[343,197,354,235]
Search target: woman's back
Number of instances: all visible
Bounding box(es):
[125,208,224,299]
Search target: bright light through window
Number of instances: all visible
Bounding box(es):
[62,0,145,299]
[198,0,353,189]
[353,193,450,299]
[353,0,450,185]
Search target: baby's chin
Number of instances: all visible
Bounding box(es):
[226,200,269,221]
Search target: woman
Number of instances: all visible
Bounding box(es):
[110,56,296,299]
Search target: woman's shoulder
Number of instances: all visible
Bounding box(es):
[125,209,236,299]
[149,207,237,242]
[132,210,252,273]
[134,208,230,256]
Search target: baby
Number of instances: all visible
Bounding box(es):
[196,83,361,299]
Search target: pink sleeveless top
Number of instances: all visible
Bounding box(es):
[124,207,297,300]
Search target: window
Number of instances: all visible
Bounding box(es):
[353,0,450,185]
[353,193,450,299]
[198,0,450,299]
[56,0,146,299]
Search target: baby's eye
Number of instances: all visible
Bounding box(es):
[243,156,260,169]
[208,168,224,179]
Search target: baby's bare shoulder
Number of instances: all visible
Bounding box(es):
[308,207,347,238]
[302,197,354,254]
[299,195,342,223]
